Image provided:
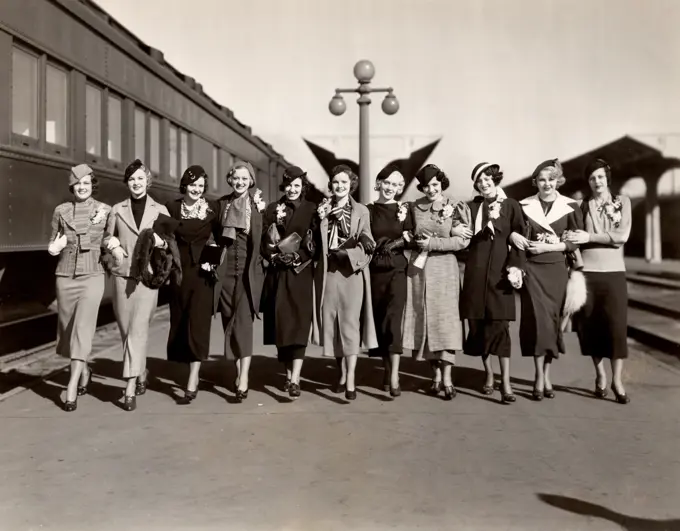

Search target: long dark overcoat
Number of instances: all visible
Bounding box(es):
[460,195,525,321]
[259,197,319,347]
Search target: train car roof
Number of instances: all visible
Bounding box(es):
[68,0,291,166]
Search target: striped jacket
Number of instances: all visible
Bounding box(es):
[49,199,111,277]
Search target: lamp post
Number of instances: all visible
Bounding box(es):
[328,60,399,203]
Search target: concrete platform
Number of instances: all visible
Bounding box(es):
[1,310,679,530]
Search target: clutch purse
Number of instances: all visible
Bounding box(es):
[277,232,302,254]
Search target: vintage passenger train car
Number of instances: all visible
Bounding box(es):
[0,0,293,353]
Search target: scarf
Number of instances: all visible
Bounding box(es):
[222,193,251,239]
[73,198,94,251]
[328,201,352,250]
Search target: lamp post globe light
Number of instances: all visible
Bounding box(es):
[328,60,399,203]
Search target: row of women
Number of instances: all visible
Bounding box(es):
[49,153,632,411]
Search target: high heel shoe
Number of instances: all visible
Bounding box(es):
[611,384,630,404]
[345,388,357,401]
[389,385,401,397]
[481,384,494,396]
[77,369,92,397]
[122,395,136,412]
[334,381,347,394]
[235,389,249,403]
[532,388,544,401]
[443,385,457,401]
[501,391,516,403]
[63,399,77,412]
[283,379,292,392]
[180,389,198,403]
[595,378,608,398]
[543,388,556,399]
[289,383,301,398]
[427,381,442,396]
[135,372,148,396]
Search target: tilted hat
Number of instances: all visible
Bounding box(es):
[181,165,208,187]
[69,164,93,186]
[531,158,562,180]
[282,165,307,185]
[124,159,150,182]
[415,164,444,187]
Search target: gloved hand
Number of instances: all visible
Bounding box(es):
[112,246,127,265]
[153,233,167,249]
[274,252,299,267]
[358,233,375,254]
[383,237,405,254]
[48,233,68,256]
[106,236,121,251]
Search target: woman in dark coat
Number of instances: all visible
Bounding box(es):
[460,162,525,403]
[367,164,413,397]
[510,159,584,401]
[166,165,219,403]
[213,160,265,402]
[260,166,320,399]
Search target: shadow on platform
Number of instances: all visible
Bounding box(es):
[537,493,680,531]
[10,352,585,407]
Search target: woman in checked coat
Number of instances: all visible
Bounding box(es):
[402,164,471,400]
[260,166,320,399]
[460,162,525,403]
[48,164,110,412]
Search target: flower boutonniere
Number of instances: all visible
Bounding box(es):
[599,195,623,227]
[276,203,287,224]
[89,206,107,225]
[488,197,504,220]
[437,202,455,224]
[397,202,408,223]
[317,197,332,220]
[252,189,266,213]
[536,232,560,245]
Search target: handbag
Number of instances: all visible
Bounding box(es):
[277,232,302,254]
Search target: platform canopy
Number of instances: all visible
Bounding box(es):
[504,136,679,199]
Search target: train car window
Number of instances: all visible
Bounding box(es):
[180,130,189,173]
[107,94,122,162]
[212,146,219,191]
[134,108,146,161]
[168,124,178,179]
[149,114,160,174]
[11,47,39,142]
[45,64,69,149]
[85,83,102,159]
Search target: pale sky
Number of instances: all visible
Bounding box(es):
[95,0,680,197]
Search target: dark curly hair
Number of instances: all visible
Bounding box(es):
[179,176,208,195]
[69,176,99,197]
[473,166,504,193]
[329,164,359,194]
[416,165,450,193]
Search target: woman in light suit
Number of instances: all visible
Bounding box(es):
[48,164,111,411]
[316,164,377,401]
[103,159,170,411]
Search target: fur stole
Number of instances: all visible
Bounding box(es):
[130,228,182,289]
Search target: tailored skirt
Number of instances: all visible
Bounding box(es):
[113,276,159,378]
[464,319,511,358]
[322,268,364,358]
[56,274,105,361]
[575,271,628,360]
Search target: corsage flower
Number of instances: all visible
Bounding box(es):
[253,189,266,213]
[487,197,504,220]
[317,197,332,220]
[536,232,560,245]
[397,202,408,222]
[276,203,287,224]
[89,206,107,225]
[599,196,623,227]
[438,203,455,224]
